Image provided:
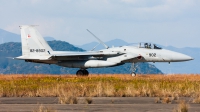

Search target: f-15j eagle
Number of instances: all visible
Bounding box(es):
[15,25,193,76]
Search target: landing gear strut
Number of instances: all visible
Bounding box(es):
[130,63,137,76]
[76,69,89,76]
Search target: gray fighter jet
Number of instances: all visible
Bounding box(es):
[15,25,193,76]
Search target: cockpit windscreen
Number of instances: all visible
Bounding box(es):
[139,43,162,49]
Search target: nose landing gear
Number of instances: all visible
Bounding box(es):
[76,69,89,76]
[130,63,137,77]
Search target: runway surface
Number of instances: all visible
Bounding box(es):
[0,97,199,112]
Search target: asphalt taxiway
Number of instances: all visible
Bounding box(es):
[0,97,199,112]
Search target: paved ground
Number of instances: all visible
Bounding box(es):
[0,97,199,112]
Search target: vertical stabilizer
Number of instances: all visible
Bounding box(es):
[19,25,53,58]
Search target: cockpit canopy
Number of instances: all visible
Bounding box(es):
[139,42,162,49]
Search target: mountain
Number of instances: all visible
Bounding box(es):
[77,39,129,50]
[78,42,98,51]
[0,29,55,43]
[79,39,199,74]
[0,41,162,74]
[0,29,21,43]
[43,37,55,41]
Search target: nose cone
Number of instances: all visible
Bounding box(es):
[161,49,193,62]
[177,54,193,61]
[170,52,193,62]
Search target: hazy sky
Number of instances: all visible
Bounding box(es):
[0,0,200,47]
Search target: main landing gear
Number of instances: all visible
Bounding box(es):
[76,69,89,76]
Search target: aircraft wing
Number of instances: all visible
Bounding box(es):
[50,51,122,57]
[51,51,140,62]
[15,51,124,61]
[50,51,124,61]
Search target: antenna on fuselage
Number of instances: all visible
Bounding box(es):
[91,43,100,51]
[86,29,109,49]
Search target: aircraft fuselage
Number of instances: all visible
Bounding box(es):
[31,46,193,69]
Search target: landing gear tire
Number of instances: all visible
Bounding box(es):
[131,72,136,77]
[76,69,89,76]
[83,70,89,76]
[76,70,84,76]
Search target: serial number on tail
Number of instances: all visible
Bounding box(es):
[30,49,46,52]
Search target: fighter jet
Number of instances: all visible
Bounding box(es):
[15,25,193,76]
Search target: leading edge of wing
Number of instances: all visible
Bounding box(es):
[50,51,123,57]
